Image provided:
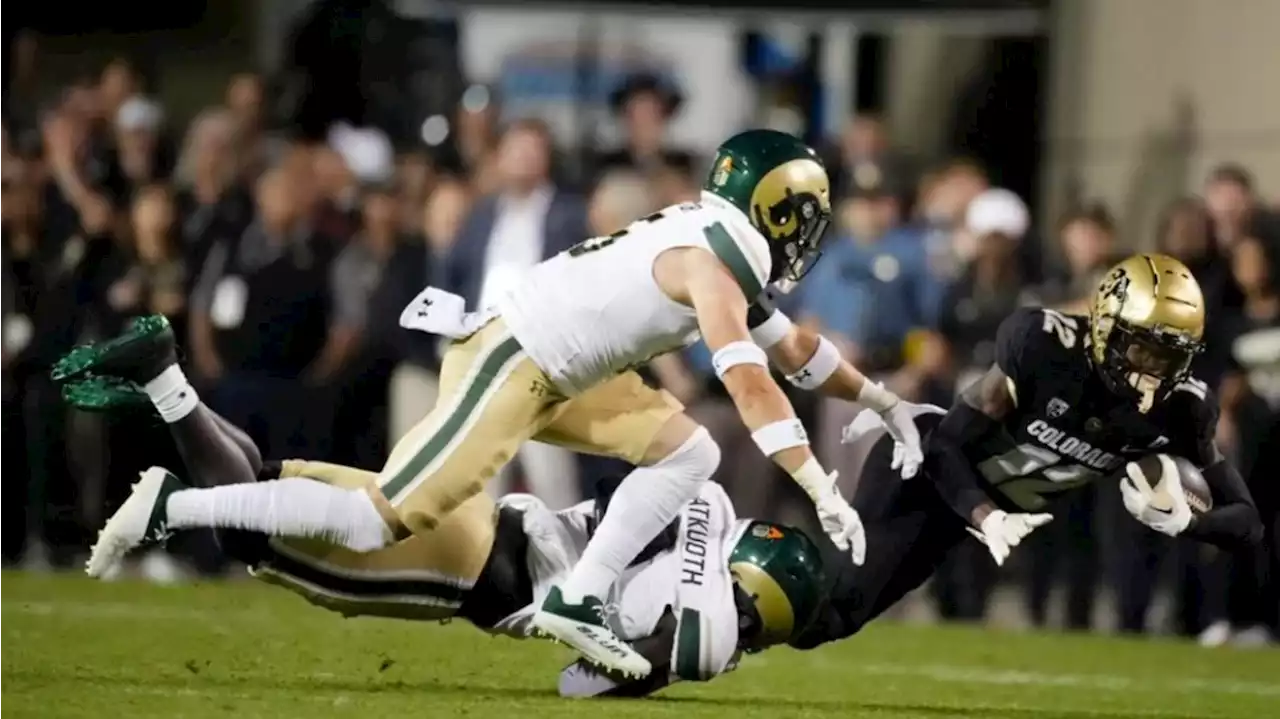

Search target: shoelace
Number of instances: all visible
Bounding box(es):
[594,600,622,624]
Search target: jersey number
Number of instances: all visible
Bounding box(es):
[1041,309,1078,349]
[568,211,666,257]
[978,443,1097,510]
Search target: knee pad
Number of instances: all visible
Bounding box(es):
[660,426,721,479]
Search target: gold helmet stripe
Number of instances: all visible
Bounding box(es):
[1143,254,1161,290]
[731,561,795,645]
[1140,254,1197,308]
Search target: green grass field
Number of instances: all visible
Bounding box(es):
[3,572,1277,719]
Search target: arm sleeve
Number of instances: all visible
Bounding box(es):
[924,309,1044,523]
[1173,389,1264,548]
[925,403,1005,523]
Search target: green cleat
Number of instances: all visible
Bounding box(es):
[51,314,177,385]
[61,375,154,414]
[531,586,652,678]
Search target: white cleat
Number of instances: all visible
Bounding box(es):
[86,467,182,579]
[531,587,652,679]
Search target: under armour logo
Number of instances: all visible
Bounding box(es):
[416,297,434,318]
[795,369,812,382]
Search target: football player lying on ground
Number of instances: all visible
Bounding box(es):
[54,129,925,678]
[788,254,1264,648]
[58,377,826,698]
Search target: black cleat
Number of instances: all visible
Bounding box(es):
[51,314,178,386]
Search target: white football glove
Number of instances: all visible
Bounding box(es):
[814,483,866,566]
[842,402,943,481]
[876,403,924,479]
[966,510,1053,567]
[1121,457,1192,536]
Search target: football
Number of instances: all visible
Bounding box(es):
[1129,454,1214,514]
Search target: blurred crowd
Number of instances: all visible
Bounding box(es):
[3,52,1277,645]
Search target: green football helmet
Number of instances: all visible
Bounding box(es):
[730,521,826,652]
[704,129,833,288]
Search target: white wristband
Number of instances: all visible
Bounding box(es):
[749,310,793,348]
[790,457,836,502]
[857,380,899,413]
[712,341,769,380]
[786,335,841,390]
[751,419,809,457]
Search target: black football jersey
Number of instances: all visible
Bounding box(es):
[966,307,1219,512]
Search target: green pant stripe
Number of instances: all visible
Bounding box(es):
[674,607,704,681]
[381,335,525,500]
[703,221,764,298]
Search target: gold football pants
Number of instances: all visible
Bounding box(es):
[374,318,683,538]
[253,460,495,621]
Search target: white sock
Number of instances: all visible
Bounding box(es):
[145,365,200,423]
[559,428,720,603]
[165,478,393,552]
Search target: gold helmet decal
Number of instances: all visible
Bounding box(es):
[1090,254,1205,412]
[730,561,796,647]
[749,158,832,289]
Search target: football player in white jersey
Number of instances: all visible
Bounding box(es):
[53,384,828,697]
[61,129,924,677]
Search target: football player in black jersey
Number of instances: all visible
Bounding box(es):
[790,253,1264,648]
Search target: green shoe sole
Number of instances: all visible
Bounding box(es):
[61,375,154,414]
[50,315,172,383]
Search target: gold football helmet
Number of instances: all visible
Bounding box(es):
[1089,253,1206,412]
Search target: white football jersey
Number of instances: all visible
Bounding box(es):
[495,192,772,395]
[492,481,739,642]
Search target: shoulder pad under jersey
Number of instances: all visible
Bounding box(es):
[701,203,772,298]
[996,306,1084,388]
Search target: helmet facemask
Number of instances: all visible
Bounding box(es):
[1094,317,1202,413]
[732,584,769,653]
